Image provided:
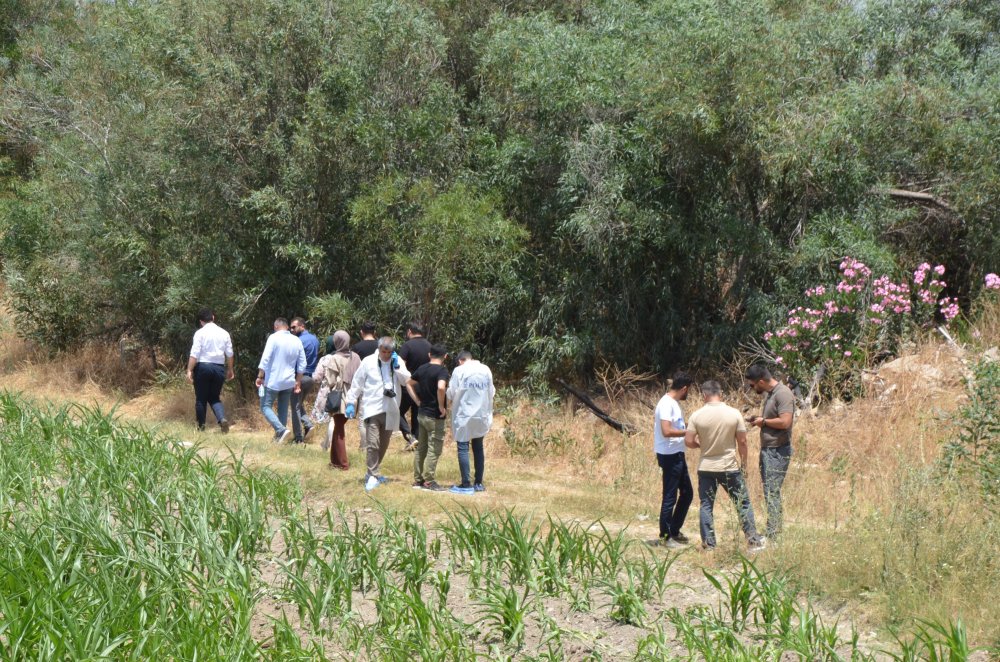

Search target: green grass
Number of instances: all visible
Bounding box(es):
[0,391,982,660]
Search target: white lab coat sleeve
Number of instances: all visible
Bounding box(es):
[346,363,366,404]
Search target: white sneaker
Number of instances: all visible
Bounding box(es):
[364,475,380,491]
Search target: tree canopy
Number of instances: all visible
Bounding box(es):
[2,0,998,382]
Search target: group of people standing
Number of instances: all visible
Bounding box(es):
[188,313,495,494]
[652,365,794,551]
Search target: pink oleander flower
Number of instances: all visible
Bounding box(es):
[844,351,852,357]
[940,297,959,322]
[763,332,773,341]
[986,273,1000,290]
[775,356,784,364]
[934,265,945,275]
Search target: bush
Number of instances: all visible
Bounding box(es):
[763,257,959,395]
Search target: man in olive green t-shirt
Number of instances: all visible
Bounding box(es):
[684,381,763,551]
[745,364,794,539]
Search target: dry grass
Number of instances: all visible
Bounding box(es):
[970,293,1000,349]
[0,316,997,649]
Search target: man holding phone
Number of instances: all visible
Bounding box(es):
[745,364,795,540]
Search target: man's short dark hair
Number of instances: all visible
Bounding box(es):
[745,364,772,382]
[456,350,473,362]
[360,321,376,335]
[274,317,288,328]
[701,380,723,396]
[670,371,694,391]
[197,308,215,324]
[429,344,447,359]
[407,321,425,336]
[291,316,307,328]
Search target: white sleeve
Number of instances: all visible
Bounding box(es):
[346,363,365,403]
[189,330,202,360]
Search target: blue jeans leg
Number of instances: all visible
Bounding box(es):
[456,440,471,487]
[261,388,291,434]
[698,472,720,548]
[700,470,762,548]
[471,437,485,485]
[657,452,693,539]
[760,444,792,538]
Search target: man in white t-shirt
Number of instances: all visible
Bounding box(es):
[651,372,694,548]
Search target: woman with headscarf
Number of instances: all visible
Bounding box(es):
[311,330,361,470]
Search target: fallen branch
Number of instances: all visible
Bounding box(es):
[875,187,954,212]
[555,378,636,435]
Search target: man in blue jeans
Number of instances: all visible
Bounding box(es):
[745,364,795,539]
[684,380,764,552]
[447,351,494,495]
[289,317,319,443]
[651,372,694,549]
[255,318,306,445]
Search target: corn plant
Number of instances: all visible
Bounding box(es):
[887,619,973,662]
[601,574,648,627]
[476,582,534,648]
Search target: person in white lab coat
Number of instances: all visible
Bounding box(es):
[345,337,411,491]
[446,351,495,495]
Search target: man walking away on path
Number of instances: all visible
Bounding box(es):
[256,318,306,445]
[745,364,795,540]
[652,372,694,549]
[345,337,411,491]
[447,351,494,495]
[352,321,379,359]
[398,321,432,450]
[685,381,765,552]
[406,345,449,491]
[290,317,319,443]
[187,308,234,433]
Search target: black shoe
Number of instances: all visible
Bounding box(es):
[302,424,313,440]
[423,481,447,492]
[219,419,230,434]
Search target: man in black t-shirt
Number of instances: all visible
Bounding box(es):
[398,321,432,449]
[352,321,379,360]
[406,344,449,490]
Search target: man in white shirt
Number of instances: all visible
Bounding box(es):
[186,308,235,433]
[652,372,694,549]
[684,380,764,552]
[446,351,495,495]
[345,337,411,491]
[255,318,306,445]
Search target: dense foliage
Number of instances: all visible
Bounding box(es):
[2,0,999,381]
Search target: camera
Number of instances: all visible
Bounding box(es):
[383,388,397,399]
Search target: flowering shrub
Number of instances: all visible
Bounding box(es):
[765,257,959,387]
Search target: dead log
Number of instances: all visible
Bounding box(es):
[876,187,954,212]
[555,378,636,435]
